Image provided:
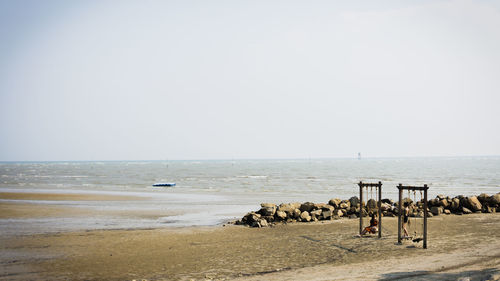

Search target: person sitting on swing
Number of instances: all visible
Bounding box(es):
[361,213,378,235]
[402,202,410,238]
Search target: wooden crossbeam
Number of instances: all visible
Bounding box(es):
[358,181,382,187]
[397,184,429,191]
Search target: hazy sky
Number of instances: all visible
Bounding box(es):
[1,0,499,161]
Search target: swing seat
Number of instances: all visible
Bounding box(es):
[412,237,423,243]
[365,226,378,235]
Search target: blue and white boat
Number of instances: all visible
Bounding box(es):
[152,182,176,187]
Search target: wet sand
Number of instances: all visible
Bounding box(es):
[0,192,146,201]
[0,192,180,220]
[1,204,499,280]
[0,202,179,220]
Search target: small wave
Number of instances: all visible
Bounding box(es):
[236,175,268,179]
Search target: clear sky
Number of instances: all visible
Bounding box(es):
[1,0,499,161]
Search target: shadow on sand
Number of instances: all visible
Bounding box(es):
[379,267,499,281]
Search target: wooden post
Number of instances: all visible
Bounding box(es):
[359,181,363,235]
[378,181,382,238]
[398,184,402,244]
[423,184,428,249]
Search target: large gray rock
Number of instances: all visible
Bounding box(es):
[275,210,287,220]
[380,203,392,212]
[334,209,343,217]
[343,200,352,208]
[431,206,443,216]
[314,203,332,211]
[361,208,368,217]
[450,198,460,211]
[300,202,316,213]
[428,198,439,207]
[477,193,489,204]
[465,196,482,212]
[259,203,277,216]
[320,204,334,211]
[278,202,301,213]
[490,193,500,205]
[322,209,333,219]
[328,198,342,208]
[438,199,449,208]
[349,196,360,207]
[243,212,261,224]
[262,216,274,222]
[416,201,424,209]
[462,207,473,214]
[367,199,378,210]
[402,197,413,206]
[339,202,349,209]
[300,211,311,222]
[292,209,301,219]
[310,209,322,218]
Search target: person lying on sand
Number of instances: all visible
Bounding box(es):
[361,213,378,235]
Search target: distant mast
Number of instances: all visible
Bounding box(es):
[358,152,361,160]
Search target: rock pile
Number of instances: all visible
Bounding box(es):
[234,192,500,227]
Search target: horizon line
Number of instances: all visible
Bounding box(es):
[1,154,499,163]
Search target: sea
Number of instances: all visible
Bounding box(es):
[1,157,499,235]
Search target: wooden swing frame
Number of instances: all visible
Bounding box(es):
[397,184,429,249]
[358,181,382,238]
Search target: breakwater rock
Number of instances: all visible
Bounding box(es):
[233,193,500,227]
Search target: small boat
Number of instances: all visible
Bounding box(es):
[152,182,176,187]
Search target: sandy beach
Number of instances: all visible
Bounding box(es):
[3,0,500,279]
[1,192,499,281]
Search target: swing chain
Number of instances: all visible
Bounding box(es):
[413,190,417,237]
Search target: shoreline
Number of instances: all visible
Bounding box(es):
[0,192,147,201]
[1,190,499,231]
[0,190,244,236]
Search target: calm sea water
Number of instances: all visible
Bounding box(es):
[1,157,499,234]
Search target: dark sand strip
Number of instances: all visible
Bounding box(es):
[0,192,146,201]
